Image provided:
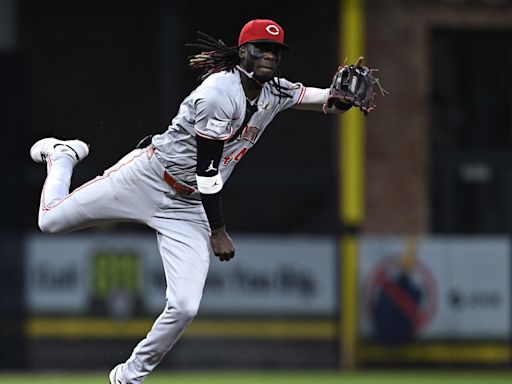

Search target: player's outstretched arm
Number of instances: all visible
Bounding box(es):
[292,87,346,113]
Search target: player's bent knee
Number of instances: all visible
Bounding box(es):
[38,215,66,234]
[174,305,199,322]
[180,306,199,321]
[167,300,200,323]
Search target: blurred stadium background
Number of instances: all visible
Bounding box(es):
[2,0,512,382]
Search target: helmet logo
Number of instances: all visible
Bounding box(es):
[265,25,280,35]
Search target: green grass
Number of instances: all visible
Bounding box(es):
[1,371,512,384]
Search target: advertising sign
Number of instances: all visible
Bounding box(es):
[359,236,511,341]
[25,233,337,316]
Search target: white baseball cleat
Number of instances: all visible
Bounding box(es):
[30,137,89,164]
[109,364,128,384]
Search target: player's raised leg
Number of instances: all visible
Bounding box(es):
[30,137,166,234]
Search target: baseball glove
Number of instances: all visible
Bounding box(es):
[325,56,388,115]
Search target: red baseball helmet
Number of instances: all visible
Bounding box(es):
[238,19,290,50]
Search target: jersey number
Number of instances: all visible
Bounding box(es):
[224,146,249,166]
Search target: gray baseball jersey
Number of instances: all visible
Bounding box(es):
[152,69,306,189]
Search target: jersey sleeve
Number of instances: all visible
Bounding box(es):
[272,77,306,112]
[194,87,235,141]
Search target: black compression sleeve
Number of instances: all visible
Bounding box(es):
[196,135,224,176]
[196,135,225,230]
[200,192,225,230]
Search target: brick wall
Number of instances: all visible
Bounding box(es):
[364,0,512,233]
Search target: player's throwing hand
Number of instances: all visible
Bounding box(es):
[210,227,235,261]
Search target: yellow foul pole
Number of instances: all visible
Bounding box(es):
[338,0,365,370]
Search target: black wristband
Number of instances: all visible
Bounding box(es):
[200,191,225,230]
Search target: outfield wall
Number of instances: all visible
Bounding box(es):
[22,233,512,369]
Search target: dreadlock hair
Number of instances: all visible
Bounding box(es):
[187,32,293,102]
[269,70,294,101]
[187,31,239,80]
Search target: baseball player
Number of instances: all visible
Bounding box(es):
[30,19,373,384]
